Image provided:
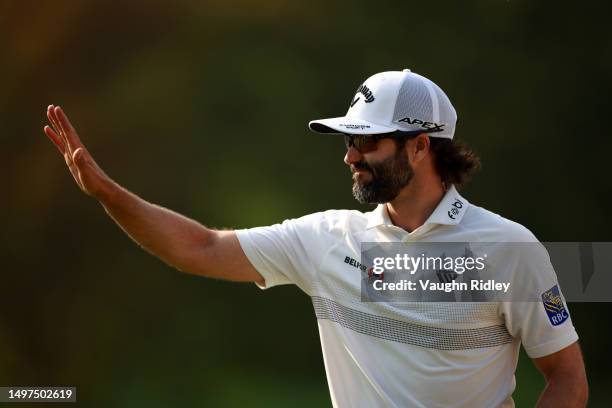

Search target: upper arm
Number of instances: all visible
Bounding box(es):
[498,242,579,358]
[195,212,332,291]
[190,229,264,285]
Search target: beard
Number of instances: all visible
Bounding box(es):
[351,148,414,204]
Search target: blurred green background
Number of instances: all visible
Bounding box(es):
[1,0,611,406]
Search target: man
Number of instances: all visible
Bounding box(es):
[44,69,587,407]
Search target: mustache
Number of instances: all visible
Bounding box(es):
[351,161,373,172]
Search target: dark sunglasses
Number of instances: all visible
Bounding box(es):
[343,130,429,153]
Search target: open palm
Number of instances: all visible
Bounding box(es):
[44,105,111,199]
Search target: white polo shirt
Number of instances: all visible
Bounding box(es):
[236,186,578,408]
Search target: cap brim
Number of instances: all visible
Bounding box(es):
[308,117,396,135]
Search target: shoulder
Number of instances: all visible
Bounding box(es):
[285,208,370,236]
[462,203,539,242]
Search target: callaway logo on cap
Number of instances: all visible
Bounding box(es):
[309,69,457,139]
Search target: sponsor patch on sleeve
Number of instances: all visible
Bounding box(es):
[541,285,569,326]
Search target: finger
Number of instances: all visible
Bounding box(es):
[44,125,66,154]
[47,105,62,135]
[54,106,84,149]
[54,106,73,133]
[47,105,68,149]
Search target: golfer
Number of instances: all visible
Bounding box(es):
[44,69,587,407]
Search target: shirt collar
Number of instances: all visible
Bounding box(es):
[365,185,469,230]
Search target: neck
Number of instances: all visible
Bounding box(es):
[385,176,446,233]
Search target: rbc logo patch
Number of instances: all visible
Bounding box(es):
[541,285,569,326]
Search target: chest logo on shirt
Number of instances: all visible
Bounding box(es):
[344,256,385,281]
[541,285,569,326]
[344,256,367,272]
[447,198,464,220]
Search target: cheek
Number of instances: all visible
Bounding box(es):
[376,139,398,155]
[361,141,397,163]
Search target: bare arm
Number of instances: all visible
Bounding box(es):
[44,105,264,285]
[533,342,588,408]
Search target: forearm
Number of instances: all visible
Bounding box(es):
[98,179,214,274]
[534,342,588,408]
[536,375,588,408]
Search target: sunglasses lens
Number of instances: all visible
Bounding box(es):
[343,135,352,150]
[344,134,379,152]
[358,135,377,153]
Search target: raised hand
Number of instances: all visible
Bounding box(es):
[44,105,113,199]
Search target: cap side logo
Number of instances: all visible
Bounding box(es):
[357,84,375,103]
[349,84,375,108]
[397,117,446,132]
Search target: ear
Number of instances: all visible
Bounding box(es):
[406,134,431,165]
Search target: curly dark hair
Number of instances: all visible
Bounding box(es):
[428,137,481,188]
[394,134,481,188]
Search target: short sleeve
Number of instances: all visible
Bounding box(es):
[235,213,329,293]
[499,243,579,359]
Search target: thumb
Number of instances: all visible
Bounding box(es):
[73,147,86,164]
[72,146,107,180]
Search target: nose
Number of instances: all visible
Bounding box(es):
[344,146,363,166]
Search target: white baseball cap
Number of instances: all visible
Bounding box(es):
[309,69,457,139]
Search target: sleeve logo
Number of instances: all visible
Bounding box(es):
[541,285,569,326]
